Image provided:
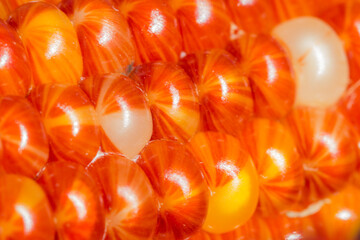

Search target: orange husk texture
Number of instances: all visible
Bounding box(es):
[29,83,101,167]
[37,161,105,240]
[240,118,303,216]
[179,49,254,134]
[227,34,295,118]
[130,62,200,142]
[0,19,31,97]
[80,73,152,159]
[284,107,357,204]
[0,96,49,178]
[168,0,230,53]
[187,131,259,233]
[310,183,360,240]
[87,153,158,240]
[112,0,182,64]
[189,214,272,240]
[8,2,83,86]
[319,1,360,84]
[60,0,136,77]
[0,174,55,239]
[136,140,209,240]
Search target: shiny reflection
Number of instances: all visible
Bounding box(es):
[149,9,164,34]
[98,25,112,46]
[355,21,360,35]
[264,55,277,83]
[313,46,326,76]
[68,192,87,220]
[196,0,211,25]
[169,84,180,109]
[336,209,354,221]
[266,148,286,173]
[239,0,254,6]
[218,75,228,101]
[46,33,64,59]
[285,232,302,240]
[59,104,80,136]
[117,186,139,212]
[319,134,338,155]
[116,97,130,128]
[18,124,29,152]
[165,170,191,197]
[0,48,9,68]
[217,160,239,178]
[217,160,243,190]
[15,204,34,234]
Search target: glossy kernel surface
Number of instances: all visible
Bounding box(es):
[180,49,254,134]
[241,118,303,215]
[30,83,101,167]
[227,34,295,118]
[169,0,230,53]
[284,107,357,203]
[112,0,182,63]
[225,0,316,34]
[37,161,105,240]
[187,131,259,233]
[338,81,360,133]
[0,0,61,19]
[272,16,349,108]
[131,62,200,142]
[189,214,272,240]
[320,2,360,84]
[310,183,360,240]
[81,73,153,159]
[0,19,31,97]
[137,140,209,240]
[265,213,314,240]
[0,174,55,240]
[225,0,278,34]
[8,2,83,86]
[0,96,49,178]
[60,0,136,77]
[87,153,158,240]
